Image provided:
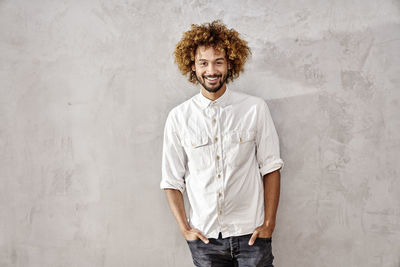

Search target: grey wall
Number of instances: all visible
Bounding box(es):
[1,0,399,266]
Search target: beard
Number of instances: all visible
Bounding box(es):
[196,73,228,93]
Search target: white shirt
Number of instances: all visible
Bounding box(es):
[160,87,284,239]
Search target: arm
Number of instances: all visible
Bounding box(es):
[263,169,281,233]
[160,112,208,243]
[248,168,281,245]
[250,100,284,245]
[164,189,209,243]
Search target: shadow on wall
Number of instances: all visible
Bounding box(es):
[251,23,400,267]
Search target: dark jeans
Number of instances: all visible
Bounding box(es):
[186,232,274,267]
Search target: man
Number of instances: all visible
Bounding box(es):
[160,20,284,267]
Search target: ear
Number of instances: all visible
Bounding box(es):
[191,64,196,72]
[227,62,232,70]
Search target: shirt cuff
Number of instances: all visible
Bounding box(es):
[259,158,284,176]
[160,179,186,194]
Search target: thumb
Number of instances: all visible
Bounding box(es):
[248,231,258,246]
[198,233,209,244]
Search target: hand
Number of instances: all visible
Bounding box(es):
[183,228,209,244]
[248,224,274,246]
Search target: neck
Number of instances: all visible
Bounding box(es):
[201,84,227,101]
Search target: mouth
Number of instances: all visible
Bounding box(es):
[204,75,221,83]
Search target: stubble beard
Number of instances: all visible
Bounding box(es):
[196,73,228,93]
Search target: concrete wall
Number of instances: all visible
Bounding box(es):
[1,0,399,266]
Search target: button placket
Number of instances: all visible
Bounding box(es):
[211,106,224,226]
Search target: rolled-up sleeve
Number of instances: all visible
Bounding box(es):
[160,110,187,193]
[256,101,284,176]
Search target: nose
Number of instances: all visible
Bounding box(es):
[206,63,217,75]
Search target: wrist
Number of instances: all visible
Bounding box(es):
[180,225,191,235]
[263,219,276,229]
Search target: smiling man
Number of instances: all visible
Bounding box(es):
[160,20,284,267]
[192,45,229,93]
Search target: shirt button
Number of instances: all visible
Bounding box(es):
[212,118,216,124]
[219,210,222,215]
[217,174,221,178]
[239,137,243,142]
[214,137,218,142]
[216,155,220,160]
[218,193,222,197]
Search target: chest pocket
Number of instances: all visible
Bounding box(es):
[182,134,211,172]
[224,131,256,168]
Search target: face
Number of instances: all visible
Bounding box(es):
[192,45,231,93]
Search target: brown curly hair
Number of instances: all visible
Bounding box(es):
[174,20,251,84]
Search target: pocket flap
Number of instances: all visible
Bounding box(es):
[183,134,209,148]
[227,131,256,143]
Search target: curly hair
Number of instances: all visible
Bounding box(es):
[174,20,251,84]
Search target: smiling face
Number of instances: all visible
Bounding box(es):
[192,45,231,94]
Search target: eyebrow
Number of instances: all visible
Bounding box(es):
[198,57,226,62]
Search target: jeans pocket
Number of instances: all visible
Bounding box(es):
[257,237,272,242]
[186,238,201,244]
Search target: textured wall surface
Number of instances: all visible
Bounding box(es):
[1,0,399,266]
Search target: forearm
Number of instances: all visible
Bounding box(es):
[248,169,281,244]
[164,189,191,234]
[263,169,281,228]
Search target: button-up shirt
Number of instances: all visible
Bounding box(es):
[160,87,284,239]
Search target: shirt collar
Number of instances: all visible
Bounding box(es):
[196,86,231,109]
